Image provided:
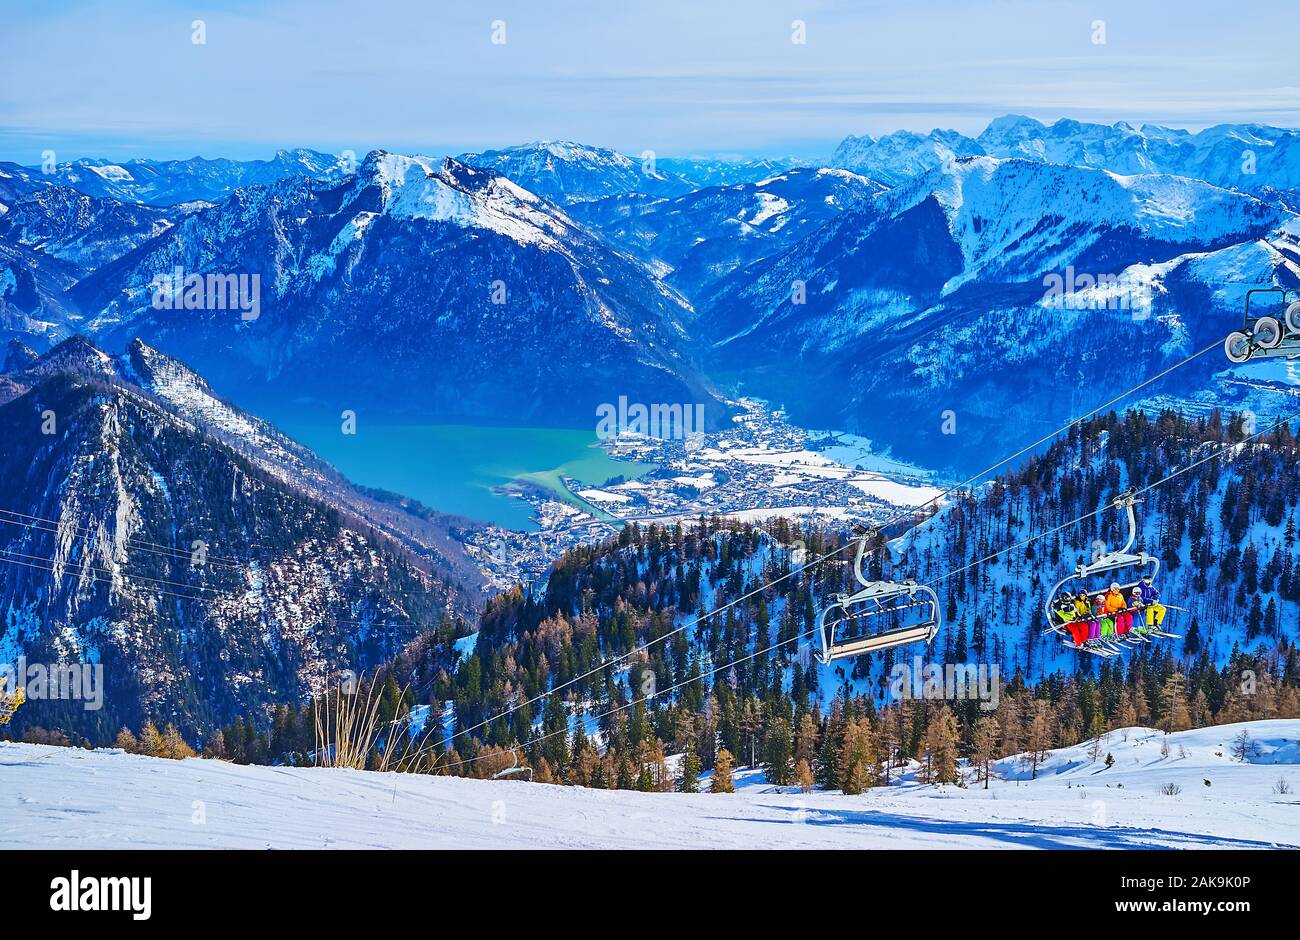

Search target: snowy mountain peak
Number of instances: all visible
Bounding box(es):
[830,126,984,185]
[458,140,692,203]
[883,157,1287,279]
[20,334,117,378]
[479,139,636,170]
[353,149,566,246]
[976,113,1046,144]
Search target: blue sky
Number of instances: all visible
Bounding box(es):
[2,0,1297,164]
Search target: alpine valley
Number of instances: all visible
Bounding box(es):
[2,114,1299,758]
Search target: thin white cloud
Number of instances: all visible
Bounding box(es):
[2,0,1296,161]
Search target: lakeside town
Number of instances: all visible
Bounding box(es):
[460,400,947,593]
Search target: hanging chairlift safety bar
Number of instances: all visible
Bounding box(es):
[814,534,940,665]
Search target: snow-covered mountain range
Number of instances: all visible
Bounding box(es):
[58,151,727,429]
[457,141,801,204]
[6,119,1300,470]
[0,148,351,208]
[834,115,1300,204]
[695,156,1299,469]
[457,141,695,203]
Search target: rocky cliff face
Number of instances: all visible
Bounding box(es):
[0,337,475,742]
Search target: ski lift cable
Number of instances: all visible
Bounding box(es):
[433,623,823,775]
[0,512,448,624]
[0,539,433,624]
[0,549,213,599]
[0,546,267,599]
[0,506,246,566]
[430,537,862,753]
[0,503,541,611]
[932,336,1224,510]
[425,335,1233,749]
[0,552,414,631]
[0,514,246,570]
[922,403,1300,591]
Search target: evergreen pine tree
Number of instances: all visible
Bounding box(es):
[679,751,701,793]
[763,716,794,786]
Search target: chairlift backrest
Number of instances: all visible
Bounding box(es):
[1245,287,1297,320]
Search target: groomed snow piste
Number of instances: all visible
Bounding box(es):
[2,721,1297,850]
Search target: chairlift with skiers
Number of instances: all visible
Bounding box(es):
[1043,492,1179,657]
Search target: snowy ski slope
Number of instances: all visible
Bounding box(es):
[1,721,1296,850]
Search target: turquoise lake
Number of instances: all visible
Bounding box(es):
[277,423,652,531]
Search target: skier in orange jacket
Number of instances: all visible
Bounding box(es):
[1103,582,1126,616]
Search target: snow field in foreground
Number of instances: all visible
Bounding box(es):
[1,720,1297,850]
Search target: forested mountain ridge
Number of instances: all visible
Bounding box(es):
[898,408,1300,675]
[0,339,473,742]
